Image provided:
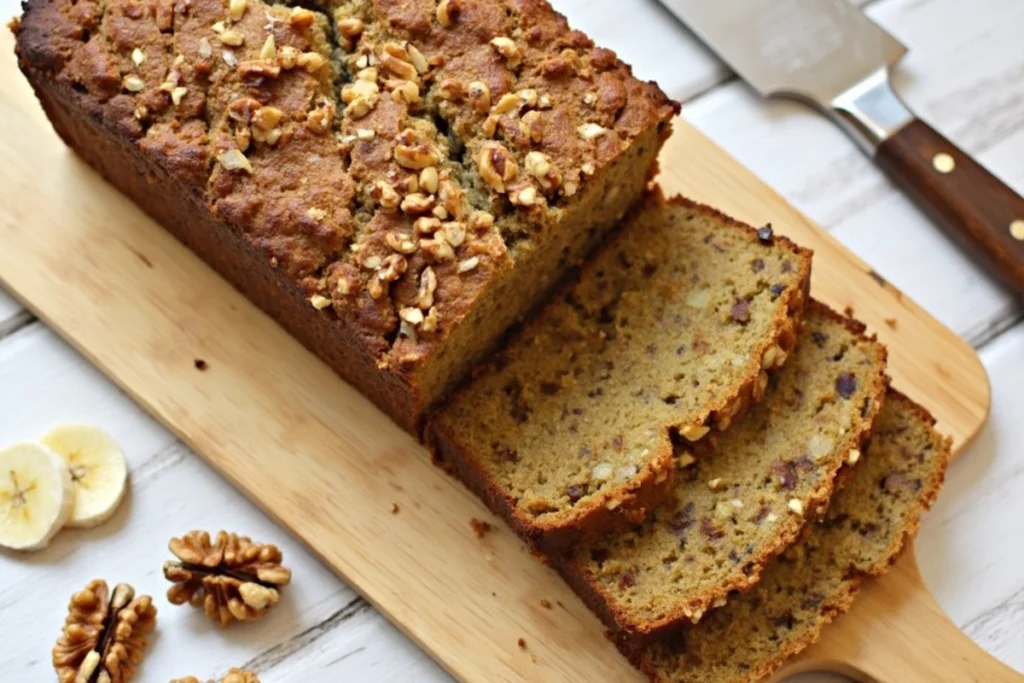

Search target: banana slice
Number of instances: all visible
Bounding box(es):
[0,442,74,550]
[40,424,128,529]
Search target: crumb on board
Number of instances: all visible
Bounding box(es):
[843,305,855,318]
[470,518,493,538]
[884,317,897,329]
[391,503,400,514]
[517,637,527,650]
[194,358,208,371]
[540,599,552,610]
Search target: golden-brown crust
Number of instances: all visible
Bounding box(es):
[13,0,676,436]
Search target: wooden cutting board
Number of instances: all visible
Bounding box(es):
[0,32,1015,682]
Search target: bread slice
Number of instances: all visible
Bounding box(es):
[555,302,887,637]
[619,391,951,683]
[428,193,812,552]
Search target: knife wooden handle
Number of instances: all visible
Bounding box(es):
[875,119,1024,294]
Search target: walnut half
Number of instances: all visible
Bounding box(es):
[170,668,261,683]
[52,580,157,683]
[163,530,292,627]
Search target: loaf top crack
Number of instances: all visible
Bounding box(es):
[428,194,813,552]
[14,0,677,432]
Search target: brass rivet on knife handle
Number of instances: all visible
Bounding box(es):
[931,153,955,174]
[875,119,1024,294]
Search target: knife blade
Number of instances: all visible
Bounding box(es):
[660,0,1024,294]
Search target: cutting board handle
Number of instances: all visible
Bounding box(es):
[780,547,1023,683]
[874,119,1024,294]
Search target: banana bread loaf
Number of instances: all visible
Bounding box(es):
[555,302,887,638]
[13,0,677,434]
[428,193,812,553]
[619,391,951,683]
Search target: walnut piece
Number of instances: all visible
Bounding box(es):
[163,530,292,627]
[170,668,261,683]
[53,580,157,683]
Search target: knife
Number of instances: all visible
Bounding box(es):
[659,0,1024,294]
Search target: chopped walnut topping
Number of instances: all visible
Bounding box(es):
[418,267,437,309]
[228,0,246,21]
[375,180,400,209]
[297,51,327,73]
[385,232,418,255]
[237,60,281,81]
[390,79,421,105]
[131,47,145,66]
[581,161,596,176]
[518,89,538,108]
[394,130,441,169]
[469,210,495,231]
[477,142,518,193]
[259,34,276,60]
[583,92,597,106]
[436,0,458,26]
[420,237,455,261]
[356,128,375,141]
[217,149,253,173]
[457,256,480,273]
[419,166,439,194]
[222,49,237,67]
[538,93,553,109]
[481,115,499,138]
[306,207,327,220]
[490,36,521,68]
[195,37,212,59]
[442,221,466,247]
[220,29,244,46]
[407,44,428,74]
[677,452,696,468]
[378,254,407,285]
[524,151,557,189]
[493,93,520,115]
[415,217,441,234]
[437,79,462,101]
[380,42,419,81]
[338,17,364,40]
[707,477,725,492]
[288,6,315,28]
[278,45,298,69]
[307,104,333,134]
[309,294,331,310]
[432,205,449,219]
[421,306,439,332]
[123,74,145,92]
[342,79,379,103]
[401,193,435,214]
[212,20,225,33]
[356,67,378,82]
[680,424,710,442]
[847,449,861,465]
[577,122,607,140]
[563,181,578,197]
[788,498,804,516]
[251,105,282,131]
[467,81,491,112]
[400,307,424,325]
[513,186,541,207]
[170,86,188,106]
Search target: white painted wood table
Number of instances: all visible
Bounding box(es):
[1,0,1022,680]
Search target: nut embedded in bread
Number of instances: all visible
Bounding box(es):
[428,194,813,553]
[554,302,888,638]
[619,391,951,683]
[13,0,678,434]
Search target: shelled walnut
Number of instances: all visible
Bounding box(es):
[163,530,292,627]
[170,668,260,683]
[52,580,157,683]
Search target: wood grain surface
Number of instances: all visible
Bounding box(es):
[0,25,1006,683]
